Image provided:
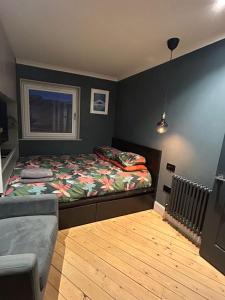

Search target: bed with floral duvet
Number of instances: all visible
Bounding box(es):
[5,153,152,203]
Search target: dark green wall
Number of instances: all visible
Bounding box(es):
[115,39,225,206]
[16,64,117,156]
[17,38,225,206]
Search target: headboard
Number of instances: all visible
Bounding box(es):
[112,138,162,196]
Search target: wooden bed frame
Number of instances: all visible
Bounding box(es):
[59,138,162,229]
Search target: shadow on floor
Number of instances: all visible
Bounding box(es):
[44,230,67,300]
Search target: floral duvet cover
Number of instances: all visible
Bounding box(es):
[5,154,152,203]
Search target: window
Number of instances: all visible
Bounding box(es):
[20,80,80,140]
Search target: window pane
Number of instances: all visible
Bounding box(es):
[29,89,73,133]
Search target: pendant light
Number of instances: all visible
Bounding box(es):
[156,37,180,134]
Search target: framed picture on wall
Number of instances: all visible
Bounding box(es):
[90,88,109,115]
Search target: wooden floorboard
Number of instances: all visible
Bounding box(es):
[45,210,225,300]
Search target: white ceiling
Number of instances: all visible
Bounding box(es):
[0,0,225,81]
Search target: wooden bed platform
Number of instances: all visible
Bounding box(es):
[59,138,162,229]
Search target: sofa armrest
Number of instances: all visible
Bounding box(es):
[0,254,41,300]
[0,194,58,220]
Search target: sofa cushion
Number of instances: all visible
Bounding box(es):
[0,215,57,290]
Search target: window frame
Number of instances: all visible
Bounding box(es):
[20,79,80,140]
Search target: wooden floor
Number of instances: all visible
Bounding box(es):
[44,210,225,300]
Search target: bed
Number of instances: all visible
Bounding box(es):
[5,138,162,229]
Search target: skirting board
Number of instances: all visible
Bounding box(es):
[154,201,165,216]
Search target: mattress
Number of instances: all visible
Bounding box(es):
[5,154,152,203]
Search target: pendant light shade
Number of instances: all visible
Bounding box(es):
[156,37,180,134]
[156,112,168,134]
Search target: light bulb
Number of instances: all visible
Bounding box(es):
[156,112,168,134]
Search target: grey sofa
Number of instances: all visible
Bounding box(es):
[0,194,58,300]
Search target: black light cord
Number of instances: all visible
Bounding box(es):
[163,49,173,114]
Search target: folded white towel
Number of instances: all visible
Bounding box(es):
[20,177,54,184]
[21,168,53,179]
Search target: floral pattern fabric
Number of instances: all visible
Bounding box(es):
[5,154,152,203]
[93,146,121,159]
[115,152,146,167]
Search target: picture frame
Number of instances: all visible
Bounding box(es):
[90,88,109,115]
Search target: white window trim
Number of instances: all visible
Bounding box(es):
[20,79,80,140]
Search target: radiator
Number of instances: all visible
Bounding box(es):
[164,175,211,246]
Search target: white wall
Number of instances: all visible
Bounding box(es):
[0,21,16,100]
[0,21,17,193]
[0,20,17,148]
